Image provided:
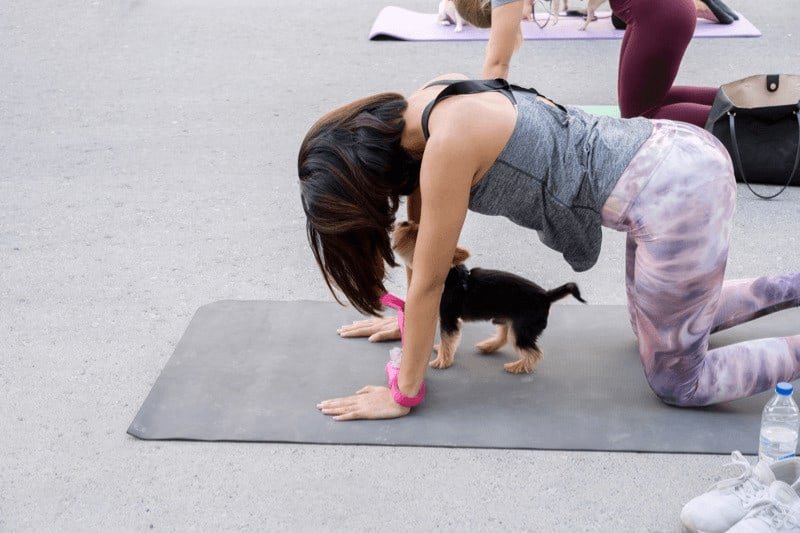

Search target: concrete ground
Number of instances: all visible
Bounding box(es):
[2,0,799,530]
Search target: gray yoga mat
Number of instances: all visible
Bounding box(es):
[128,300,800,454]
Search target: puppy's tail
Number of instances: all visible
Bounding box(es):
[547,282,587,304]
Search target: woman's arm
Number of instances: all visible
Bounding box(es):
[483,0,525,79]
[318,114,478,419]
[396,134,472,396]
[405,187,421,286]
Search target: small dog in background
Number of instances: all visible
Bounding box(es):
[391,221,586,374]
[437,0,466,32]
[550,0,607,30]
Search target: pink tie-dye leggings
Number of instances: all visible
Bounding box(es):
[601,120,800,406]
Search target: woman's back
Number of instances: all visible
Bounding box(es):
[437,83,654,271]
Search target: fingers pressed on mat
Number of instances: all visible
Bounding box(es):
[338,321,397,338]
[338,326,378,337]
[337,321,373,331]
[319,404,357,416]
[333,412,362,421]
[338,318,381,330]
[368,330,399,342]
[317,398,356,409]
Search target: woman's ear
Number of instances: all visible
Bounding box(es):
[453,246,471,265]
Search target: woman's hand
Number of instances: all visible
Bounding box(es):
[522,0,533,21]
[317,386,411,421]
[337,316,400,342]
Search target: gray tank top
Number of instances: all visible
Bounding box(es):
[422,79,653,272]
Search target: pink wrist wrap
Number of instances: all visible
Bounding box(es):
[385,361,426,407]
[380,292,425,407]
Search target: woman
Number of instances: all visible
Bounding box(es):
[300,74,800,420]
[460,0,735,127]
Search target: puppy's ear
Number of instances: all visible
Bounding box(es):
[452,246,470,265]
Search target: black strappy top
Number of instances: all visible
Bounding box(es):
[421,78,565,140]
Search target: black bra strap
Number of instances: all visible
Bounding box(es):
[423,79,472,89]
[422,79,517,140]
[420,78,564,140]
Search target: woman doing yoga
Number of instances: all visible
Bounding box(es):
[299,74,800,420]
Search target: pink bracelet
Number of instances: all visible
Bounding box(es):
[386,360,426,408]
[381,292,425,408]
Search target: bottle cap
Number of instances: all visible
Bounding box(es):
[776,382,794,396]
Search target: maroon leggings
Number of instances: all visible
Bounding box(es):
[610,0,718,127]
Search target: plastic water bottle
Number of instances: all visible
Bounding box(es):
[759,382,800,463]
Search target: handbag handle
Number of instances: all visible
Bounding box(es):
[727,108,800,200]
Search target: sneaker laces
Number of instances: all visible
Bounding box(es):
[709,451,764,507]
[745,494,800,530]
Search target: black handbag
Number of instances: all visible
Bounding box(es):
[705,74,800,199]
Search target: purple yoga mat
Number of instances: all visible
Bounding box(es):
[369,6,761,41]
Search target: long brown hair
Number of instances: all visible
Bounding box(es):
[298,93,420,315]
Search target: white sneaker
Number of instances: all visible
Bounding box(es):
[680,451,800,533]
[727,481,800,532]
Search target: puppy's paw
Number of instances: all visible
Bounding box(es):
[429,356,454,369]
[504,358,535,374]
[439,19,451,26]
[455,24,463,32]
[475,337,504,354]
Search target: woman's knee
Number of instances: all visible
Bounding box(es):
[646,373,707,407]
[640,348,711,407]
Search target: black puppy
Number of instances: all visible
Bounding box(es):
[391,221,586,374]
[438,264,585,373]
